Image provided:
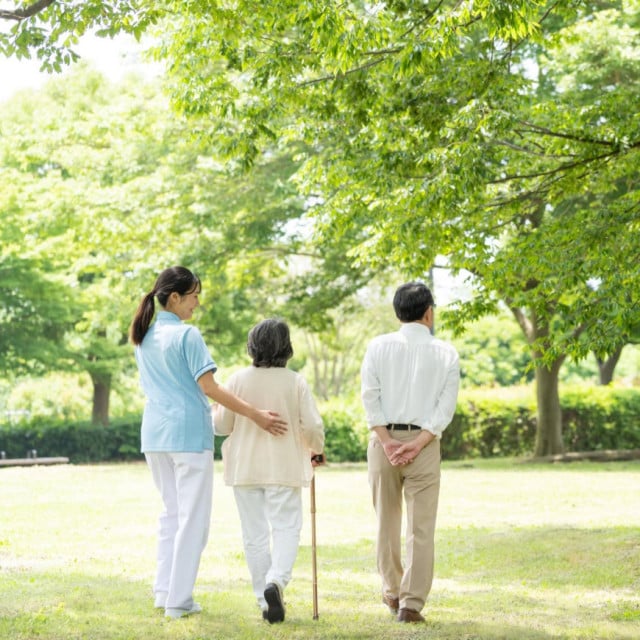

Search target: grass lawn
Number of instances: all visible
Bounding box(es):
[1,458,639,639]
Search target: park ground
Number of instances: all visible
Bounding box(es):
[0,458,639,639]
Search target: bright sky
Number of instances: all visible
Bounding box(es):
[0,29,469,305]
[0,33,161,102]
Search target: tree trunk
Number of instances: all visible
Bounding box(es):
[596,345,623,385]
[91,372,111,426]
[509,302,567,457]
[534,361,564,456]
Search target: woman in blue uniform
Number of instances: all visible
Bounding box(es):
[130,266,286,619]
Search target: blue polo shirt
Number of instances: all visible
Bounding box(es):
[135,311,217,453]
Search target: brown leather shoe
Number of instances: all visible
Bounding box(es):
[397,608,425,623]
[382,594,399,614]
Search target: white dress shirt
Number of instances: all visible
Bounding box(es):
[361,322,460,437]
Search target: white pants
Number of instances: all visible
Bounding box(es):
[233,485,302,609]
[145,451,213,611]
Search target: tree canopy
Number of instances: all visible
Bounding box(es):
[0,256,77,376]
[0,1,159,71]
[2,0,638,453]
[0,66,325,421]
[125,1,638,349]
[155,0,639,453]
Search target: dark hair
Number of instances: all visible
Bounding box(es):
[247,318,294,368]
[129,266,201,345]
[393,281,435,322]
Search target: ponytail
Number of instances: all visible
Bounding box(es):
[129,266,201,346]
[129,291,156,345]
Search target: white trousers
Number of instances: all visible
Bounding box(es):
[233,485,302,609]
[145,451,213,611]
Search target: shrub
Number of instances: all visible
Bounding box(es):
[443,388,537,460]
[443,385,640,460]
[0,416,143,463]
[561,386,640,452]
[1,385,638,463]
[321,408,369,462]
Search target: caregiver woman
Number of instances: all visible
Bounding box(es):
[129,266,287,620]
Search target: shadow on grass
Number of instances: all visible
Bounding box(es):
[0,569,561,640]
[1,525,638,639]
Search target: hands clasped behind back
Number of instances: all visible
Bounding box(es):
[379,430,435,466]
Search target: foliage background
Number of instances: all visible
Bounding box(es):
[2,384,639,463]
[0,1,639,458]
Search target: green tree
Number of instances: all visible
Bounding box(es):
[596,322,640,385]
[3,2,638,454]
[457,4,640,453]
[447,312,533,388]
[0,67,325,422]
[0,68,214,423]
[0,256,78,376]
[294,286,399,401]
[154,1,639,455]
[0,1,159,71]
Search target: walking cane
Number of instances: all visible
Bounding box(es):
[310,453,325,620]
[310,473,319,620]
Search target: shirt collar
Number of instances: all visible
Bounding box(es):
[399,322,432,337]
[156,310,181,323]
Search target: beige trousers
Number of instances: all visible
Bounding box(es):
[367,431,441,612]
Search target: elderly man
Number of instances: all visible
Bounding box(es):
[361,281,460,623]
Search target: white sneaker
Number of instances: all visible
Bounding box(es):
[165,602,202,619]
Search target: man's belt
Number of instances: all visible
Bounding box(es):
[386,423,422,431]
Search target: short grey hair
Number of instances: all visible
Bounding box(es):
[247,318,294,367]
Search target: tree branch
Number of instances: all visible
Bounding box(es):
[297,56,388,88]
[515,120,629,148]
[0,0,55,21]
[492,138,578,160]
[499,0,564,60]
[488,149,618,185]
[507,303,535,343]
[295,0,449,89]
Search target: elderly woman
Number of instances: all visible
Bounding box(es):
[214,318,325,624]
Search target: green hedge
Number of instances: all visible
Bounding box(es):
[0,416,142,463]
[1,385,639,463]
[443,385,640,459]
[316,406,369,462]
[561,386,640,452]
[443,393,538,459]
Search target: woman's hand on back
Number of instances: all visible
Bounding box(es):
[255,409,288,435]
